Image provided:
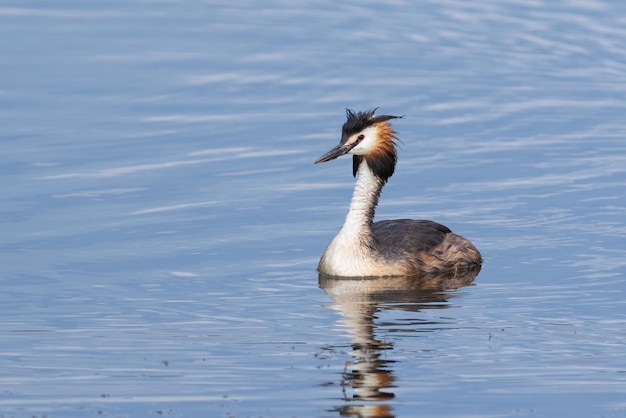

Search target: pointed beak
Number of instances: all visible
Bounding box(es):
[314,143,352,164]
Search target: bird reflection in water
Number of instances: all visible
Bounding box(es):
[318,267,480,418]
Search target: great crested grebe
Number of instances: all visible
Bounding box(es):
[315,108,482,278]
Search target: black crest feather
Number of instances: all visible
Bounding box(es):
[341,108,401,144]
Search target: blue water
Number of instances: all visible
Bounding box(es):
[1,1,625,417]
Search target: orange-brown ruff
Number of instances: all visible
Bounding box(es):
[314,109,482,278]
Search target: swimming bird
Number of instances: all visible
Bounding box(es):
[315,108,482,278]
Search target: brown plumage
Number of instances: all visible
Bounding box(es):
[314,108,482,278]
[353,119,398,181]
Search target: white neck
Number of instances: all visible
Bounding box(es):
[318,159,385,276]
[341,160,383,242]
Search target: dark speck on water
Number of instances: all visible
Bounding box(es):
[1,1,625,417]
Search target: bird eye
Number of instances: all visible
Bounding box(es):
[357,134,365,141]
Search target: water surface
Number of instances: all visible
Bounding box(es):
[1,1,625,417]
